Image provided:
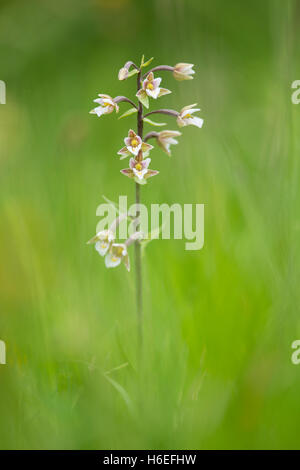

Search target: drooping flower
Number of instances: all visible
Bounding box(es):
[89,94,119,117]
[118,129,153,159]
[87,213,128,256]
[117,60,140,81]
[105,243,130,271]
[177,104,204,129]
[118,67,129,81]
[104,232,143,271]
[157,130,182,156]
[136,72,171,108]
[173,63,195,81]
[121,157,159,184]
[87,229,115,256]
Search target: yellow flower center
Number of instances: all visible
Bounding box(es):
[104,102,111,107]
[184,113,192,118]
[135,163,142,171]
[131,139,138,147]
[111,256,118,262]
[147,83,154,90]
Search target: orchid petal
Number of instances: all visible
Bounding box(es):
[120,169,135,178]
[158,88,172,98]
[95,241,110,257]
[105,253,122,268]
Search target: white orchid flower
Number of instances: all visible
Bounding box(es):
[87,229,115,256]
[131,157,151,180]
[104,232,144,272]
[157,130,182,156]
[118,129,153,159]
[87,213,128,257]
[173,63,195,81]
[121,157,159,185]
[136,72,171,108]
[89,94,119,117]
[177,104,204,129]
[105,243,130,271]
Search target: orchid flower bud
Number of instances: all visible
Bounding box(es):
[173,63,195,81]
[118,67,129,81]
[177,104,204,129]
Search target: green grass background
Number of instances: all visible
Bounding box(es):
[0,0,300,449]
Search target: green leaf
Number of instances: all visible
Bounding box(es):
[103,374,135,417]
[136,90,149,108]
[118,107,138,120]
[158,88,171,97]
[141,56,154,68]
[127,68,139,78]
[143,117,167,127]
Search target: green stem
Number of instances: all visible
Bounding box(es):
[136,70,143,353]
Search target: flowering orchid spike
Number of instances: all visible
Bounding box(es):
[157,130,182,156]
[87,229,115,256]
[173,63,195,81]
[105,243,130,271]
[90,94,119,117]
[118,129,154,160]
[177,104,204,129]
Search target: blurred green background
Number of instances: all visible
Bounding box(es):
[1,0,300,450]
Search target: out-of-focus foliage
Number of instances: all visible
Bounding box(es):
[0,0,300,449]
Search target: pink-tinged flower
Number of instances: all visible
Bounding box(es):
[124,129,142,156]
[89,94,119,117]
[121,158,159,185]
[157,130,182,156]
[177,104,204,129]
[142,72,162,99]
[118,129,153,159]
[87,229,115,256]
[173,63,195,81]
[105,243,130,271]
[118,67,128,81]
[136,72,171,108]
